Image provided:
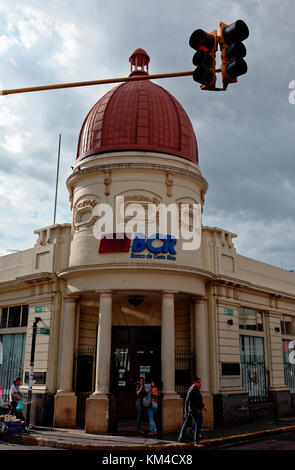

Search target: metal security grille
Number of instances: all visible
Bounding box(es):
[0,354,24,402]
[0,334,26,402]
[74,345,96,427]
[283,363,295,400]
[241,361,270,403]
[175,347,195,397]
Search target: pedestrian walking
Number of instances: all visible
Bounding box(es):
[178,376,207,447]
[9,376,25,421]
[147,379,160,436]
[135,377,146,433]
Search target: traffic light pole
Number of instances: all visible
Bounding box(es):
[0,71,194,97]
[25,316,41,428]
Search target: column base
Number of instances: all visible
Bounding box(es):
[54,393,77,428]
[161,394,183,434]
[85,394,109,434]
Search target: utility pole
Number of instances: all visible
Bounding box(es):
[53,134,61,225]
[25,316,41,428]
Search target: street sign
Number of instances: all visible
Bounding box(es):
[35,306,46,313]
[224,308,234,315]
[37,327,50,335]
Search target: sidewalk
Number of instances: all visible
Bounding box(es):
[1,416,295,450]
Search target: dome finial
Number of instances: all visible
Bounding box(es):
[129,48,150,77]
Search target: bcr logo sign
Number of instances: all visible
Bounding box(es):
[132,234,177,255]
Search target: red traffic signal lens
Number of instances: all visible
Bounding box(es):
[192,50,213,67]
[189,29,215,51]
[222,20,249,43]
[226,58,247,78]
[193,66,214,85]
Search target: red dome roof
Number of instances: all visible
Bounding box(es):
[76,50,198,164]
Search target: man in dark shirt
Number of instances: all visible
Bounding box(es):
[178,376,207,446]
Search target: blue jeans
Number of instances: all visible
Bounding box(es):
[148,402,158,433]
[135,400,142,431]
[178,410,202,443]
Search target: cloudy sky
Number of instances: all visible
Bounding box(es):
[0,0,294,270]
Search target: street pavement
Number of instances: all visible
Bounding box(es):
[1,416,295,451]
[217,431,295,450]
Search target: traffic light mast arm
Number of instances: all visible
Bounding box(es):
[0,71,195,97]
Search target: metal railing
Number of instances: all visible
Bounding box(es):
[241,361,270,403]
[283,362,295,400]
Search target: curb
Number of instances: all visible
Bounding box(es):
[1,425,295,450]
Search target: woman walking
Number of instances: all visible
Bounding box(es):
[148,379,160,436]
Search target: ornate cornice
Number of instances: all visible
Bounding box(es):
[56,262,214,281]
[66,161,208,192]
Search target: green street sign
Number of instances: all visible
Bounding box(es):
[37,327,50,335]
[35,306,46,313]
[224,308,234,316]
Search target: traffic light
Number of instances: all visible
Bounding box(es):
[219,20,249,88]
[189,29,217,89]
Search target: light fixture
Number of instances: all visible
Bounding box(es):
[128,296,144,307]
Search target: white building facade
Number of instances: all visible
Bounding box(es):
[0,50,295,433]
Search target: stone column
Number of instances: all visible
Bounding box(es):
[54,295,78,428]
[161,291,183,433]
[85,291,112,434]
[193,297,214,428]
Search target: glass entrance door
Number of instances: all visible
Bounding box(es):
[110,326,161,427]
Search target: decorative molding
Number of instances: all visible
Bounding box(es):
[73,198,99,232]
[166,172,173,197]
[103,170,112,195]
[66,162,208,192]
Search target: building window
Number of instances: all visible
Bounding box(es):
[239,307,263,331]
[282,340,295,399]
[240,335,268,402]
[281,316,294,336]
[0,305,28,329]
[0,333,26,401]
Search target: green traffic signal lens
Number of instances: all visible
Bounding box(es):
[226,58,247,78]
[226,42,246,59]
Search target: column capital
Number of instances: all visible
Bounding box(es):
[63,294,79,302]
[95,290,113,296]
[161,290,179,296]
[192,296,208,304]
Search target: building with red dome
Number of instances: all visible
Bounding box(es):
[0,49,295,435]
